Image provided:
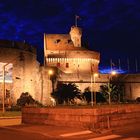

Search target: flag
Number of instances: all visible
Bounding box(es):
[75,15,80,19]
[110,59,116,71]
[77,64,79,78]
[91,63,94,73]
[111,62,115,66]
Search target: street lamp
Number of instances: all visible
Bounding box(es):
[93,73,98,105]
[48,69,53,76]
[111,70,117,76]
[108,70,117,104]
[91,73,98,106]
[2,63,13,114]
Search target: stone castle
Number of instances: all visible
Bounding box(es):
[44,26,100,91]
[0,26,140,105]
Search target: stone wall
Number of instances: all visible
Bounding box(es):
[59,74,140,100]
[123,74,140,100]
[22,104,140,129]
[0,40,41,104]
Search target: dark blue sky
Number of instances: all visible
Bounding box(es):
[0,0,140,73]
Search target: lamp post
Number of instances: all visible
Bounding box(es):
[2,53,24,114]
[90,75,93,107]
[90,73,98,106]
[2,65,6,114]
[108,70,117,104]
[93,73,98,105]
[2,63,12,114]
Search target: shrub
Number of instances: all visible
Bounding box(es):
[52,82,81,104]
[6,105,21,111]
[17,92,42,107]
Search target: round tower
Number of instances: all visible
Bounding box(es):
[69,26,82,47]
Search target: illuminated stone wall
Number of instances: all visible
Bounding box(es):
[40,67,53,105]
[22,104,140,129]
[0,40,41,104]
[58,74,140,100]
[122,74,140,100]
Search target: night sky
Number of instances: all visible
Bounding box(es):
[0,0,140,73]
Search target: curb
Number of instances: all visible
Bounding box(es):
[0,125,61,139]
[0,116,21,119]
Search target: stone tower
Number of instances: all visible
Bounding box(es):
[69,26,82,47]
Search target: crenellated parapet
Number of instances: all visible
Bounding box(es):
[0,40,36,54]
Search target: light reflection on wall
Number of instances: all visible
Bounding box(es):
[0,62,13,83]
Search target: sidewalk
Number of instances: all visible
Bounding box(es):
[0,116,21,126]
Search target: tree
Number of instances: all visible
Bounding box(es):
[83,87,106,104]
[100,80,124,104]
[82,87,91,103]
[100,83,116,104]
[51,82,81,104]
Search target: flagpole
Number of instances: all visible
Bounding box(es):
[135,58,138,72]
[75,15,77,27]
[44,33,46,66]
[118,59,121,70]
[127,58,130,73]
[110,59,112,72]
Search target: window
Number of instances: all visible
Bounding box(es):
[68,40,72,43]
[54,39,61,44]
[66,63,69,68]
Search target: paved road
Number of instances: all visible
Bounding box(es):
[0,127,49,140]
[0,123,139,140]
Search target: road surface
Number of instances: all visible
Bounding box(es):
[0,123,139,140]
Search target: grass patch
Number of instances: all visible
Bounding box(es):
[0,111,21,117]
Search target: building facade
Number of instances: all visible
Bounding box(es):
[0,26,140,106]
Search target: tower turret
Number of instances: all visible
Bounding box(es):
[69,26,82,47]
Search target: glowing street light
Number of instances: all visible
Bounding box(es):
[111,70,117,76]
[48,69,53,76]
